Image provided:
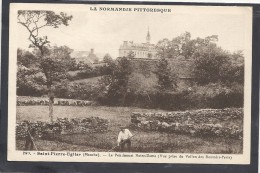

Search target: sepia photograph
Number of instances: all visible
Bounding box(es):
[8,3,252,164]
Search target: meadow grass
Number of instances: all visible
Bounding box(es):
[16,106,242,153]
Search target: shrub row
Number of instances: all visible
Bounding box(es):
[17,97,93,106]
[17,81,243,111]
[99,85,243,110]
[130,108,243,139]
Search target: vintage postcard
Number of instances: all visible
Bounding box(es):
[8,3,252,164]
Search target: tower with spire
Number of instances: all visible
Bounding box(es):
[146,26,151,44]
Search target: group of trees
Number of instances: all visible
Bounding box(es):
[156,32,218,59]
[156,32,244,85]
[17,46,77,97]
[193,44,244,85]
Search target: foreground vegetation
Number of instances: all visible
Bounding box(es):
[16,106,242,153]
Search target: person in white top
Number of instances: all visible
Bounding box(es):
[117,126,133,152]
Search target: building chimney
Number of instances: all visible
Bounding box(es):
[123,41,128,46]
[90,48,94,54]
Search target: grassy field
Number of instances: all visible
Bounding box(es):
[16,106,242,153]
[71,76,102,84]
[70,72,158,92]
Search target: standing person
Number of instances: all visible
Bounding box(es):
[24,121,36,150]
[117,126,133,152]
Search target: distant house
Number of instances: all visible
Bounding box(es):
[71,49,102,64]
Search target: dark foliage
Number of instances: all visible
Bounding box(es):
[154,58,177,91]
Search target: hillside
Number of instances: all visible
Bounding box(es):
[69,73,158,92]
[70,58,195,91]
[130,58,194,78]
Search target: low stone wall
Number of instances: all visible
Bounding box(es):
[17,97,93,106]
[16,117,109,139]
[130,108,243,139]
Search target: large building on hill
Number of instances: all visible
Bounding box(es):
[119,28,158,59]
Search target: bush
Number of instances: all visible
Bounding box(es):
[186,83,243,109]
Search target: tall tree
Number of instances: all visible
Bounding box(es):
[100,55,133,105]
[103,53,113,63]
[193,43,230,85]
[156,38,177,59]
[18,10,73,122]
[154,58,177,91]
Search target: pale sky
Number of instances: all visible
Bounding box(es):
[16,4,251,59]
